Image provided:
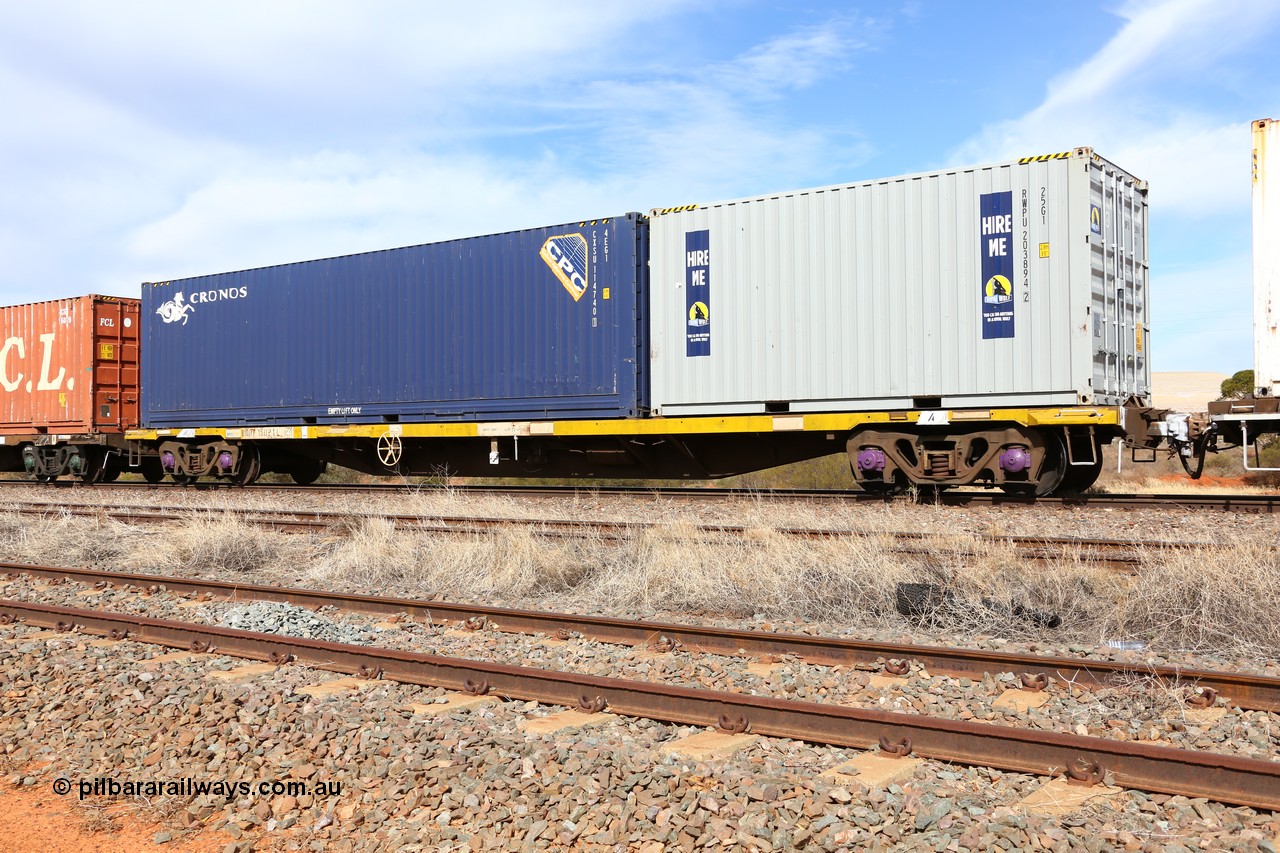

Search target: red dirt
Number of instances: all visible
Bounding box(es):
[0,778,233,853]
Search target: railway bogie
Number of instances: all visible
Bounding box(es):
[5,436,144,484]
[848,424,1108,495]
[155,439,330,486]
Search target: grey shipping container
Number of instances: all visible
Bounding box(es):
[648,149,1148,416]
[141,214,649,427]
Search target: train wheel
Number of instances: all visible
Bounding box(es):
[141,458,165,484]
[1059,456,1103,494]
[78,449,106,484]
[1001,432,1067,497]
[290,459,328,485]
[230,446,261,487]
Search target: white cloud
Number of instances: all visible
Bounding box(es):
[1,3,688,97]
[0,2,699,298]
[711,19,869,95]
[0,5,869,304]
[556,17,878,199]
[952,0,1280,218]
[126,150,614,279]
[104,14,881,281]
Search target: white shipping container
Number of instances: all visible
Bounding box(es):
[649,149,1148,416]
[1254,118,1279,393]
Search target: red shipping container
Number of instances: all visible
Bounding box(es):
[0,295,140,435]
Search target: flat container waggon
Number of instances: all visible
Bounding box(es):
[121,149,1151,494]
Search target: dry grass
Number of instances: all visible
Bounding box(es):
[576,524,910,621]
[0,509,139,568]
[896,544,1128,638]
[0,509,301,579]
[308,516,595,599]
[3,495,1278,659]
[1101,541,1280,656]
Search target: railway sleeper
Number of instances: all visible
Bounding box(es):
[848,425,1085,495]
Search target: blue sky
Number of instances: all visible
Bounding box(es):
[1,0,1277,372]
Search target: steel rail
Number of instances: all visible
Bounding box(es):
[4,479,1278,512]
[7,562,1280,712]
[1,500,1210,569]
[3,598,1278,810]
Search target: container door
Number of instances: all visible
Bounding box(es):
[91,298,140,431]
[1088,162,1150,404]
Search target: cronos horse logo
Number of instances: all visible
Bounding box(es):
[156,292,195,325]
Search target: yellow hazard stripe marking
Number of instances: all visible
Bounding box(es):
[126,407,1120,442]
[1018,151,1072,164]
[649,205,699,216]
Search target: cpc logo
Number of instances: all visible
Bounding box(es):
[539,234,589,301]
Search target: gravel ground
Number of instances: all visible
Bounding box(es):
[3,574,1279,766]
[3,624,1279,851]
[219,601,371,646]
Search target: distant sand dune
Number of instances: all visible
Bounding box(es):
[1151,372,1228,411]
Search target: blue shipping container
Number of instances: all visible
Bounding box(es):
[141,214,648,427]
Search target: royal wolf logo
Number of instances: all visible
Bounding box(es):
[156,292,195,325]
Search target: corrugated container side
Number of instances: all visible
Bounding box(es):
[648,150,1148,415]
[0,295,140,434]
[142,215,647,427]
[1255,118,1279,392]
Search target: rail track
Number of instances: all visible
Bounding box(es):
[5,561,1279,712]
[5,478,1277,512]
[0,498,1211,571]
[2,590,1278,810]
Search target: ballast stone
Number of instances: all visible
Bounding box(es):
[219,601,370,645]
